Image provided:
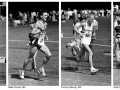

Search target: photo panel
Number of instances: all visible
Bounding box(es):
[0,2,6,86]
[8,2,59,86]
[113,2,120,86]
[61,2,111,86]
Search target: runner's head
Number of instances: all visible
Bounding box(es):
[87,14,94,26]
[39,10,48,21]
[79,15,86,22]
[88,13,94,22]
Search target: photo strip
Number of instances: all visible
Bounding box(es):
[0,2,6,86]
[8,2,59,86]
[113,2,120,86]
[61,2,111,86]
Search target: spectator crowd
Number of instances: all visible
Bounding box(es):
[9,9,59,27]
[61,8,111,22]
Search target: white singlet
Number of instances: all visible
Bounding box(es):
[81,21,93,45]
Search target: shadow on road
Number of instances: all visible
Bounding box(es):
[63,56,89,62]
[10,74,40,81]
[64,56,78,62]
[10,73,59,81]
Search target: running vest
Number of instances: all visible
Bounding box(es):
[37,20,47,34]
[83,20,93,38]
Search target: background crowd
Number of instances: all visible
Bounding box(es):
[9,10,59,27]
[61,8,111,22]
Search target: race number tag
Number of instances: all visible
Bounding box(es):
[38,35,45,45]
[85,32,91,38]
[85,33,91,37]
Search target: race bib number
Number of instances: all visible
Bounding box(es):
[38,35,45,45]
[85,32,91,38]
[85,33,91,37]
[40,38,44,43]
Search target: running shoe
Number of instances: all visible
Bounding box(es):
[19,70,25,79]
[90,68,99,75]
[37,68,46,77]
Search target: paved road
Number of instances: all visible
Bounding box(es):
[62,70,111,86]
[8,74,59,86]
[0,20,6,86]
[8,22,59,86]
[113,57,120,86]
[61,17,111,86]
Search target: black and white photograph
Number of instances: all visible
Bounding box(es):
[113,2,120,86]
[0,2,6,86]
[8,2,59,86]
[61,2,111,86]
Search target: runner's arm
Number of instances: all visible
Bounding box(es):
[74,23,84,36]
[31,22,41,35]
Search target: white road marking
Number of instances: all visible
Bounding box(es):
[8,39,111,47]
[93,44,111,47]
[0,45,6,47]
[62,37,110,41]
[8,40,59,43]
[62,37,111,47]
